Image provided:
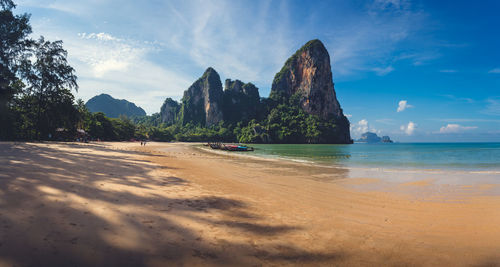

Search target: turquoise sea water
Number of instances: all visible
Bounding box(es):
[249,143,500,172]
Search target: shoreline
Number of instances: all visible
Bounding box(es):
[195,143,500,192]
[1,141,500,266]
[246,142,500,173]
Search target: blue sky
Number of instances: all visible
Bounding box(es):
[15,0,500,141]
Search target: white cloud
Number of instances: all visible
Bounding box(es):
[395,52,440,66]
[440,94,474,103]
[17,0,106,16]
[431,118,500,123]
[350,119,380,137]
[153,0,292,87]
[372,66,394,76]
[488,68,500,74]
[19,0,432,82]
[376,118,395,125]
[439,69,457,73]
[21,1,295,111]
[53,31,193,114]
[397,100,413,112]
[74,32,147,77]
[345,114,352,118]
[353,119,369,134]
[18,0,433,112]
[314,0,428,76]
[80,32,121,42]
[373,0,407,10]
[439,124,477,134]
[482,97,500,116]
[400,121,416,135]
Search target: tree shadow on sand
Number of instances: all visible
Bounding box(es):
[0,142,344,266]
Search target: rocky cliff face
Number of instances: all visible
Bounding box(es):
[224,79,259,99]
[270,39,351,143]
[223,79,260,123]
[179,67,223,126]
[160,98,180,125]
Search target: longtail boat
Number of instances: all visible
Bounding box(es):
[208,142,222,149]
[222,144,254,152]
[208,142,254,151]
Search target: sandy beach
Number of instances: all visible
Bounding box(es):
[1,141,500,266]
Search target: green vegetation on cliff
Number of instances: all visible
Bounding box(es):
[135,38,352,144]
[222,79,260,124]
[85,94,146,118]
[128,91,349,144]
[178,67,223,126]
[270,39,323,99]
[160,98,180,124]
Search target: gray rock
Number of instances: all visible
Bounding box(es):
[223,79,260,123]
[270,39,351,143]
[179,67,224,126]
[160,98,180,125]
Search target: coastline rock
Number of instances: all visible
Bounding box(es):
[179,67,224,126]
[160,98,180,125]
[270,39,351,143]
[223,79,260,123]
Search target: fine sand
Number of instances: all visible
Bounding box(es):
[1,141,500,266]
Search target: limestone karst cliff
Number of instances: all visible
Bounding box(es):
[222,79,260,123]
[270,39,351,143]
[160,98,180,125]
[178,67,224,126]
[158,39,351,143]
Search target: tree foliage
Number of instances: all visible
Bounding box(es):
[18,37,78,139]
[0,1,31,139]
[0,0,15,10]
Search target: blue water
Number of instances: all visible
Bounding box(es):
[249,143,500,171]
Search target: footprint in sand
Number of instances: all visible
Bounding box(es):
[69,237,78,245]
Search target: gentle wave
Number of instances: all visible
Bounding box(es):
[250,143,500,172]
[195,144,500,185]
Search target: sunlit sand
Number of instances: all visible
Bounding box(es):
[1,142,500,266]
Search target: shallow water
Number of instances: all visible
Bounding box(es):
[195,143,500,186]
[249,143,500,172]
[241,143,500,186]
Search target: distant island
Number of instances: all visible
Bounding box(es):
[357,132,393,143]
[86,94,146,118]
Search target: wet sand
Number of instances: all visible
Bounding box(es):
[1,141,500,266]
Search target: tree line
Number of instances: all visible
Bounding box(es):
[1,0,77,140]
[133,92,346,144]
